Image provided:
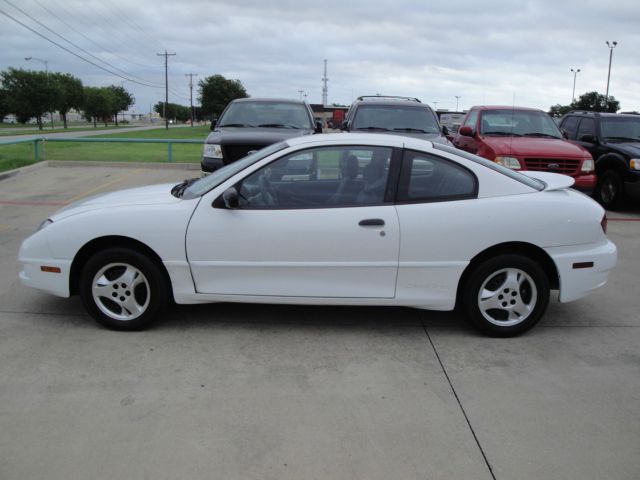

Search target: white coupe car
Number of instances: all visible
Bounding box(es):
[19,134,617,336]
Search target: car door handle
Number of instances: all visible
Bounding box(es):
[359,218,385,226]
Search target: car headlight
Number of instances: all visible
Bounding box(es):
[495,156,521,170]
[203,143,222,158]
[37,219,52,231]
[630,159,640,171]
[581,159,595,173]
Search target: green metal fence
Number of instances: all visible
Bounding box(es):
[0,137,203,173]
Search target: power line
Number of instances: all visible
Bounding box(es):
[0,7,161,88]
[3,0,163,88]
[96,0,166,52]
[31,0,162,71]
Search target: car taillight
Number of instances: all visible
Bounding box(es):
[601,215,607,234]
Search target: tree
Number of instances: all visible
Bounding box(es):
[82,86,113,127]
[51,73,84,129]
[573,91,619,113]
[154,101,191,122]
[198,74,248,119]
[549,91,620,117]
[107,85,134,126]
[0,68,53,129]
[0,87,9,122]
[548,104,572,118]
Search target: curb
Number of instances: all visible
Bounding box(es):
[46,160,200,170]
[0,161,49,182]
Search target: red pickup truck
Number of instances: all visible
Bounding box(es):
[452,106,596,193]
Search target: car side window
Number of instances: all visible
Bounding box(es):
[576,118,596,140]
[463,110,478,129]
[397,150,477,203]
[237,146,393,209]
[560,116,579,140]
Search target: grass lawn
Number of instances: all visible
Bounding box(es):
[0,142,39,173]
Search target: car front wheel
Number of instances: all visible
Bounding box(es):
[596,170,624,210]
[463,254,550,337]
[79,248,169,330]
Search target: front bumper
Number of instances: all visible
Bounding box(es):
[545,239,617,303]
[571,174,597,195]
[201,156,224,173]
[624,170,640,200]
[19,259,72,297]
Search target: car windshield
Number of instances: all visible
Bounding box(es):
[352,105,441,134]
[480,110,562,138]
[600,116,640,142]
[218,101,313,129]
[181,142,289,199]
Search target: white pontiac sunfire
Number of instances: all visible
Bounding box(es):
[19,134,617,336]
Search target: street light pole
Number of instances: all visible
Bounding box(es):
[25,56,53,130]
[605,41,618,110]
[570,68,580,103]
[455,96,461,111]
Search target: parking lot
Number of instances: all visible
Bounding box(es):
[1,162,639,480]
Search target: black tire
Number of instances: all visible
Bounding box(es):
[463,254,550,337]
[79,247,169,330]
[595,170,625,210]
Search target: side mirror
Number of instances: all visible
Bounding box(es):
[458,125,474,137]
[340,120,349,131]
[441,125,449,136]
[580,134,597,144]
[315,120,323,134]
[210,117,218,131]
[561,129,569,139]
[213,187,239,209]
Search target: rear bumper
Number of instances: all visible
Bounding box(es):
[545,239,617,303]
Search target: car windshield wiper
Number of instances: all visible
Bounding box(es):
[482,131,522,136]
[393,127,432,133]
[257,123,299,129]
[218,123,254,128]
[522,132,562,139]
[171,178,199,198]
[604,136,640,142]
[355,126,391,131]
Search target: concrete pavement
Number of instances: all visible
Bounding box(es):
[0,163,638,480]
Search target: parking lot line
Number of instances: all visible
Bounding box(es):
[64,168,143,204]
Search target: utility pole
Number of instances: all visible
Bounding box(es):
[605,41,617,110]
[322,59,328,107]
[157,50,176,129]
[185,73,198,127]
[455,96,461,111]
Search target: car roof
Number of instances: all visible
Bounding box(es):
[565,111,639,118]
[231,97,307,105]
[471,105,543,112]
[285,132,427,149]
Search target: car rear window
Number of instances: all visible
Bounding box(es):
[432,143,544,191]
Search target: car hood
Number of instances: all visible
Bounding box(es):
[603,140,640,157]
[49,183,181,221]
[205,127,313,145]
[482,137,588,157]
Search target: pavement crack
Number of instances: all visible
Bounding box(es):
[422,321,497,480]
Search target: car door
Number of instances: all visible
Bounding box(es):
[186,145,401,298]
[573,117,599,158]
[454,109,480,153]
[394,149,479,306]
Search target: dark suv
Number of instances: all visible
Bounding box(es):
[559,111,640,208]
[341,96,450,144]
[202,98,322,172]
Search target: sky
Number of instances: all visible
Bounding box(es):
[1,0,639,114]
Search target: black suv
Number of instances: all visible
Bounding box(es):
[341,96,451,144]
[202,98,322,172]
[559,111,640,208]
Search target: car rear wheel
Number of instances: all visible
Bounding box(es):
[79,248,169,330]
[463,254,549,337]
[596,170,624,210]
